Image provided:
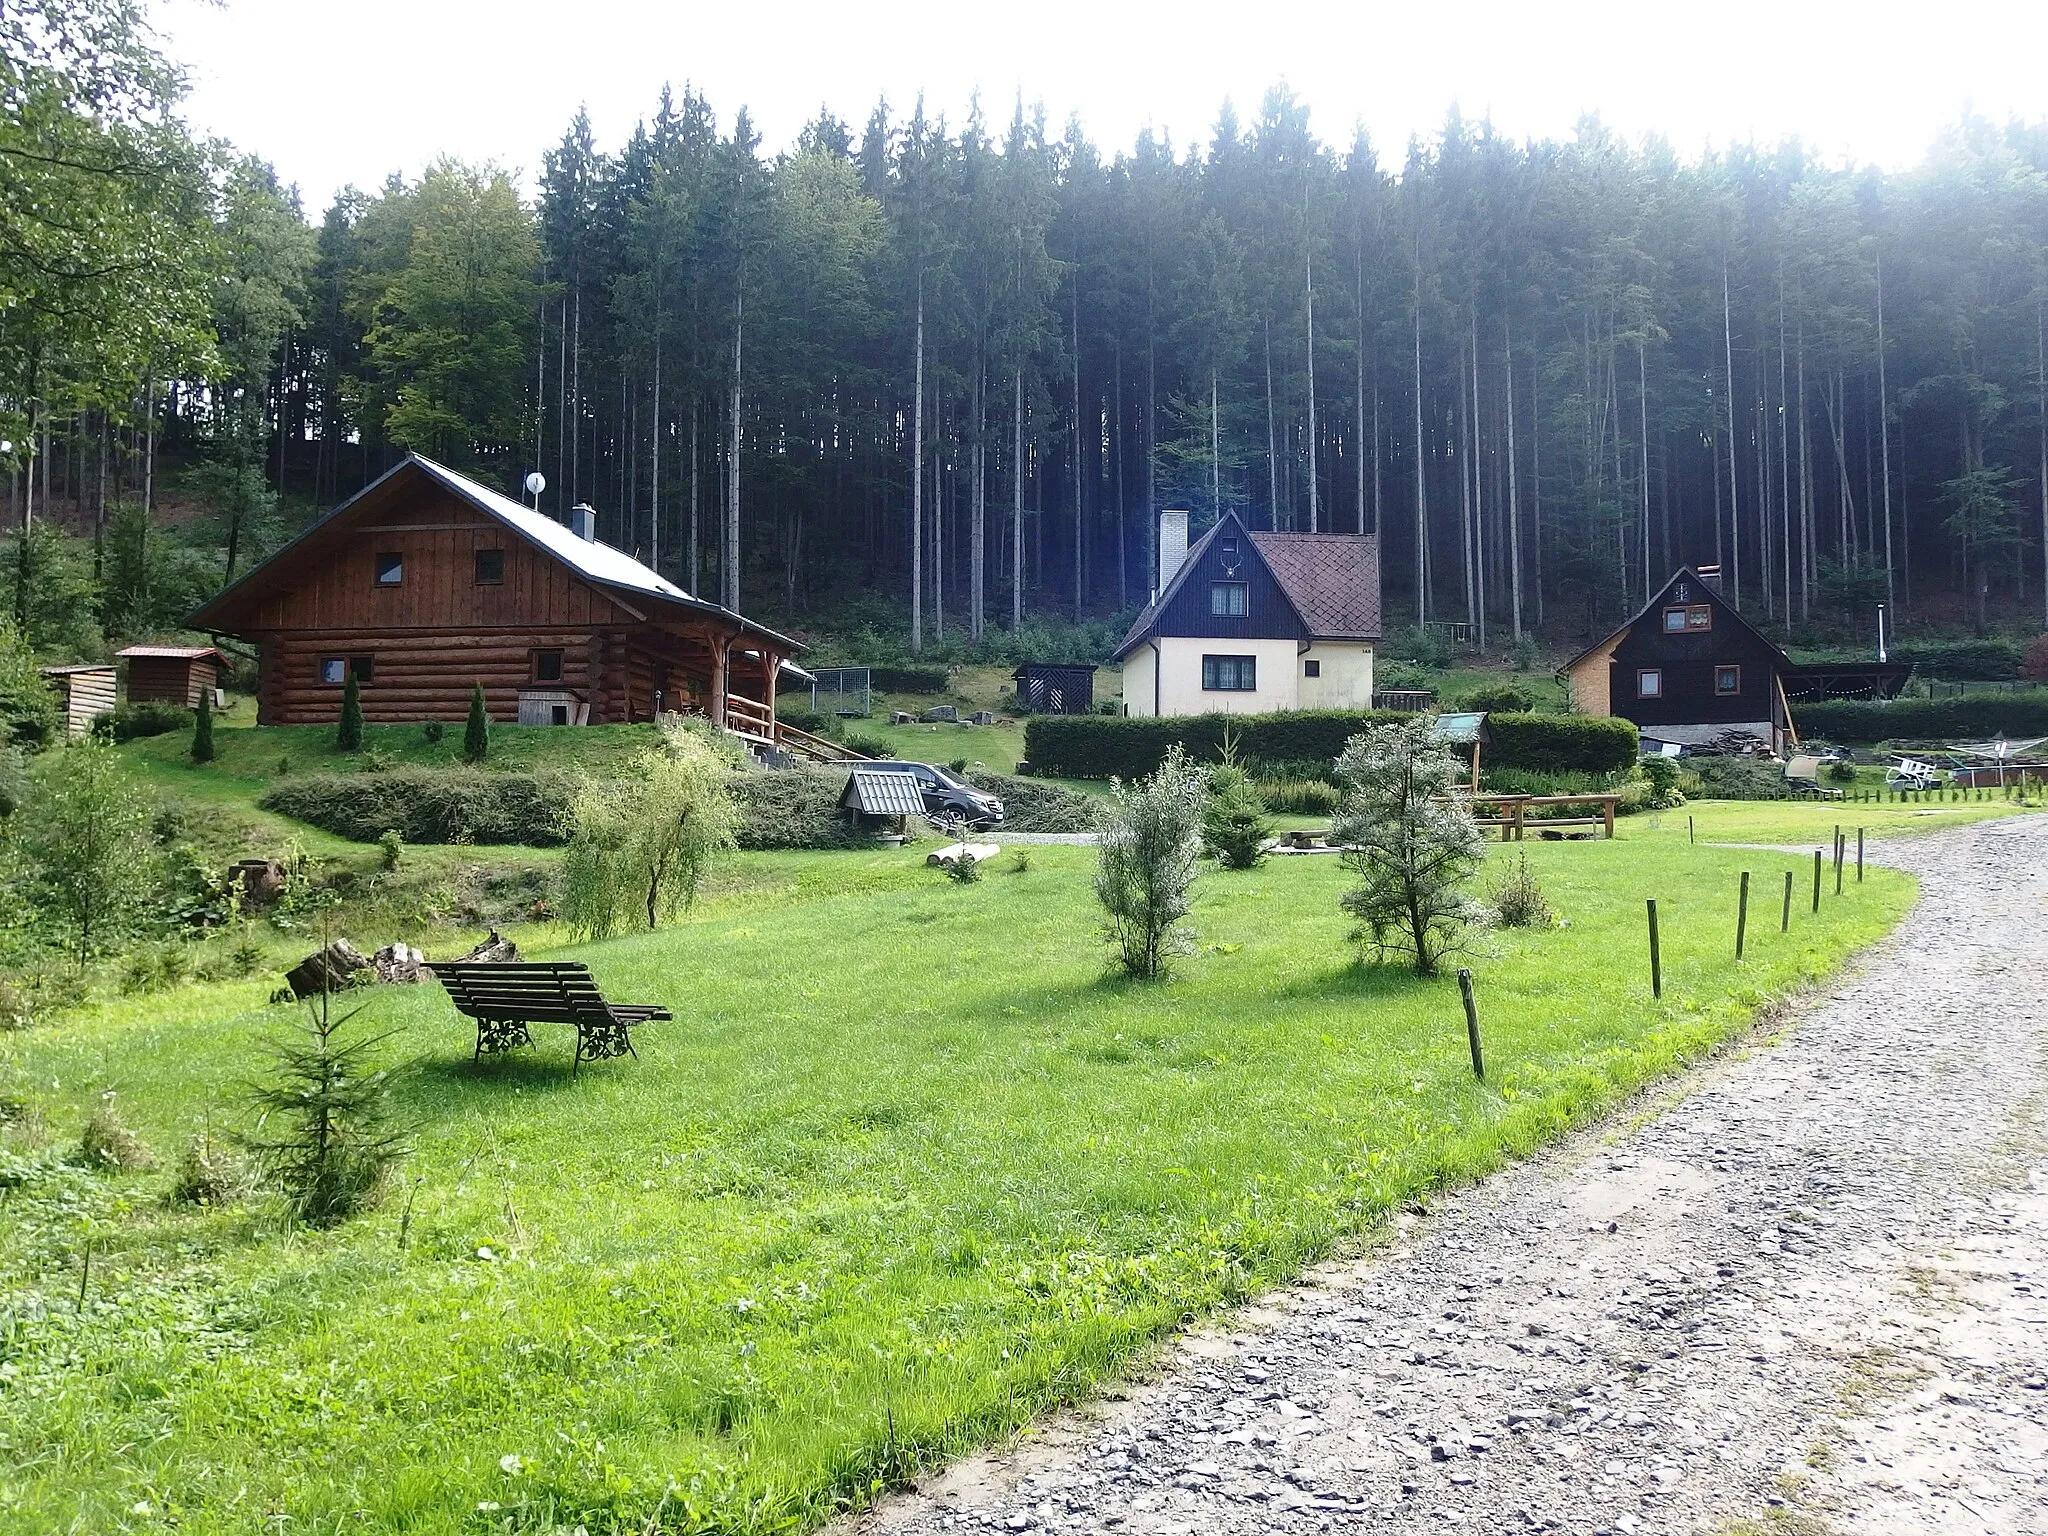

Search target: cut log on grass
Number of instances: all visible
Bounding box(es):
[926,842,1000,866]
[285,939,372,1000]
[452,930,519,964]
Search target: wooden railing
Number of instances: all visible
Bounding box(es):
[721,692,775,743]
[777,721,870,762]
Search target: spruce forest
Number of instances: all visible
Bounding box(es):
[11,0,2048,663]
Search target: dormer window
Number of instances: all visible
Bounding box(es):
[1210,581,1248,617]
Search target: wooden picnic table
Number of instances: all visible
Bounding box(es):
[1466,791,1620,841]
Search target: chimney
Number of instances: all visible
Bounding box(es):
[1695,563,1723,594]
[569,503,597,542]
[1157,509,1190,594]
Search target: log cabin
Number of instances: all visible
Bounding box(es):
[188,454,804,751]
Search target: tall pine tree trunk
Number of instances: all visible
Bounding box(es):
[911,276,924,652]
[1505,321,1522,639]
[1012,365,1024,629]
[1723,262,1741,606]
[1412,259,1427,620]
[1305,241,1320,532]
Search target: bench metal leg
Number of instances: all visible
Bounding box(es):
[474,1017,533,1059]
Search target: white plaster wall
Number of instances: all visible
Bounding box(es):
[1119,647,1158,717]
[1298,642,1375,709]
[1154,636,1301,716]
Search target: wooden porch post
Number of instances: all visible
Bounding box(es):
[709,633,728,731]
[763,647,779,745]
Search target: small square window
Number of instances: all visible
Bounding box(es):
[1663,607,1688,633]
[320,658,345,685]
[474,548,505,585]
[533,649,564,684]
[1210,581,1248,617]
[1303,658,1321,678]
[550,705,569,726]
[1686,605,1713,630]
[374,551,403,586]
[1219,536,1239,561]
[1637,669,1663,699]
[349,656,373,684]
[1715,664,1741,695]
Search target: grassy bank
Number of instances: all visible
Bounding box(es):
[0,826,1912,1534]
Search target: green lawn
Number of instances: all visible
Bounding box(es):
[1621,794,2035,847]
[0,827,1912,1535]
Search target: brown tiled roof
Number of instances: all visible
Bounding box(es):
[1247,531,1382,640]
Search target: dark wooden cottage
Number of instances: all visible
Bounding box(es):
[187,454,802,749]
[1012,663,1096,715]
[1559,567,1797,753]
[119,646,231,708]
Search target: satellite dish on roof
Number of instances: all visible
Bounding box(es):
[524,471,546,498]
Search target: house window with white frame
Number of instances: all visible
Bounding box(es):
[1210,581,1248,617]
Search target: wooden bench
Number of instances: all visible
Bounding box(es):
[1466,792,1620,840]
[425,962,671,1073]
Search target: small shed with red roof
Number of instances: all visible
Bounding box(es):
[119,645,232,709]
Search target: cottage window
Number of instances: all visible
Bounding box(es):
[1203,654,1257,692]
[350,656,373,683]
[374,551,403,586]
[1662,607,1688,633]
[1210,581,1248,617]
[1218,535,1240,561]
[320,658,345,684]
[1637,668,1663,699]
[474,548,505,584]
[1715,664,1742,695]
[1303,658,1321,678]
[533,649,564,684]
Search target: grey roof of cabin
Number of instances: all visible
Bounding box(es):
[1557,567,1792,676]
[191,453,798,650]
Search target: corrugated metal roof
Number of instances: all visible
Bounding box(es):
[839,769,928,817]
[118,646,226,661]
[39,663,115,676]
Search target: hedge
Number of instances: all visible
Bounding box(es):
[966,770,1097,833]
[1023,709,1639,780]
[1890,639,2023,680]
[866,665,950,694]
[260,768,574,845]
[1794,694,2048,744]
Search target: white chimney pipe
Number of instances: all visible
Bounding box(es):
[1158,509,1190,594]
[569,503,597,542]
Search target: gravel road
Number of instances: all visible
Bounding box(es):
[848,813,2048,1536]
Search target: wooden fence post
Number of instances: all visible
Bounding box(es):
[1812,849,1822,913]
[1781,869,1793,932]
[1856,828,1864,883]
[1646,899,1662,1000]
[1736,871,1750,960]
[1458,968,1484,1081]
[1835,831,1845,895]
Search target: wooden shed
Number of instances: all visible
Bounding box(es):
[40,664,116,739]
[119,646,231,709]
[1013,663,1097,715]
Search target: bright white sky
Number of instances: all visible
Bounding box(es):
[158,0,2048,212]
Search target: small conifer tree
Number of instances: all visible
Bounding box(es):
[463,683,489,763]
[1094,746,1206,979]
[191,688,215,762]
[336,667,363,752]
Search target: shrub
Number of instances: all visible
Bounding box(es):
[17,739,155,967]
[1459,682,1536,714]
[1891,639,2023,680]
[336,669,363,752]
[1824,759,1857,784]
[1484,713,1638,773]
[867,665,950,693]
[1201,762,1271,869]
[108,699,190,741]
[1687,755,1790,800]
[1025,710,1411,780]
[1637,754,1686,809]
[191,690,215,763]
[0,619,56,745]
[559,734,739,938]
[80,1092,153,1172]
[421,721,445,745]
[1509,634,1538,672]
[168,1129,243,1206]
[464,683,490,763]
[732,767,865,850]
[1795,694,2048,743]
[1258,777,1342,815]
[777,706,837,737]
[938,850,983,883]
[1094,747,1206,979]
[1008,848,1032,873]
[120,942,190,995]
[1333,719,1488,974]
[378,828,404,871]
[1385,623,1454,668]
[843,732,891,759]
[965,770,1096,833]
[1488,853,1552,929]
[240,990,406,1228]
[260,768,574,845]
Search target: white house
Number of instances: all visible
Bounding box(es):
[1115,510,1382,717]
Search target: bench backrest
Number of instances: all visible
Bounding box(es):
[427,962,614,1025]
